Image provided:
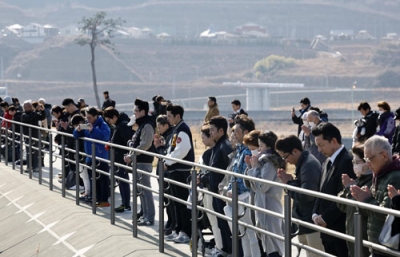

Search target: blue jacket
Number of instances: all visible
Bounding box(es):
[73,116,110,163]
[228,143,251,194]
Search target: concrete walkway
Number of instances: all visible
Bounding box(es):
[0,160,191,257]
[0,151,306,257]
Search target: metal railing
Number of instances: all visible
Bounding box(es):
[1,117,400,257]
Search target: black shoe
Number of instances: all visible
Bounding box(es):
[137,210,143,219]
[115,205,125,213]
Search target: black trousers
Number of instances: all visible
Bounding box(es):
[169,170,191,236]
[322,238,349,257]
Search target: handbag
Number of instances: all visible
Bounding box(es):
[379,214,400,250]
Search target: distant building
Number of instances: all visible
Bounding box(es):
[329,29,354,40]
[355,30,375,40]
[235,23,267,35]
[4,24,23,37]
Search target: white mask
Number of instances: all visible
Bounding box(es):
[303,121,309,127]
[309,121,315,128]
[353,163,365,176]
[251,150,259,156]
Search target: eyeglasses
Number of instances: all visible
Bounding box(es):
[352,159,365,165]
[282,153,291,161]
[363,152,382,162]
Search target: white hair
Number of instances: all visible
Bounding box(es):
[23,100,32,105]
[301,112,308,120]
[307,110,320,119]
[364,135,392,157]
[38,98,46,104]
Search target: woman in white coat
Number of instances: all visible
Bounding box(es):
[246,130,286,257]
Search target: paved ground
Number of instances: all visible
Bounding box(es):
[0,152,306,257]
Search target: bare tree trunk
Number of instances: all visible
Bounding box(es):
[90,44,101,109]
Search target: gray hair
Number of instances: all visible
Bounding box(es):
[307,110,320,119]
[364,135,392,157]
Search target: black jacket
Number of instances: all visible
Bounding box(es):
[287,151,321,234]
[21,110,45,138]
[201,135,234,193]
[156,126,174,156]
[110,112,133,165]
[392,125,400,154]
[313,147,356,242]
[360,110,379,142]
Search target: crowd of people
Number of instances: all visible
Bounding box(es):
[1,92,400,257]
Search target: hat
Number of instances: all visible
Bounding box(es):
[395,107,400,120]
[78,98,85,103]
[127,115,136,126]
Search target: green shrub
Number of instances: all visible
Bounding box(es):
[253,55,295,75]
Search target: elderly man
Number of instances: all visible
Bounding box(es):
[302,110,326,165]
[350,135,400,257]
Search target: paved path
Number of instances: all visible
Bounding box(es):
[0,152,306,257]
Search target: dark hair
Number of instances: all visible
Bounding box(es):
[8,105,16,111]
[103,91,109,95]
[156,115,170,125]
[235,114,255,133]
[258,131,278,151]
[0,101,9,108]
[352,143,365,161]
[103,107,119,119]
[300,97,310,105]
[201,124,211,138]
[377,101,391,112]
[166,104,184,118]
[311,122,342,144]
[357,102,371,111]
[156,95,164,102]
[32,101,39,109]
[209,96,217,103]
[209,115,228,136]
[134,98,149,114]
[231,99,241,106]
[71,114,86,126]
[62,98,75,106]
[12,98,19,104]
[51,105,63,114]
[243,130,261,147]
[275,135,303,153]
[86,107,99,117]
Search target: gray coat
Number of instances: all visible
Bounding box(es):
[247,152,285,255]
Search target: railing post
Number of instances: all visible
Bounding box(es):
[284,194,292,257]
[232,179,239,257]
[191,168,198,257]
[12,123,16,170]
[75,138,81,205]
[61,136,66,197]
[49,133,53,191]
[158,159,165,252]
[91,142,97,214]
[354,212,363,257]
[110,147,116,225]
[38,129,42,184]
[5,127,9,166]
[132,152,138,238]
[28,127,32,179]
[19,125,24,174]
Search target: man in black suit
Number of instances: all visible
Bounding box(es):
[311,122,355,257]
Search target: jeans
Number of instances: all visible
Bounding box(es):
[137,163,155,222]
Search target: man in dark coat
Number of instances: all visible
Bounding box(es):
[103,107,133,213]
[276,135,324,255]
[21,100,45,172]
[311,122,356,257]
[292,97,311,136]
